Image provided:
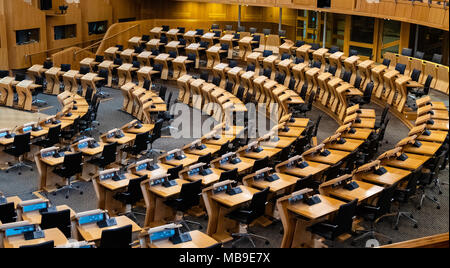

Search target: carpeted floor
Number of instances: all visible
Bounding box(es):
[0,79,448,248]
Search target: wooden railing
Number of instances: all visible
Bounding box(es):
[380,233,449,248]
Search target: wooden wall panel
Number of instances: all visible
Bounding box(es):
[46,3,83,50]
[0,0,9,70]
[80,0,113,44]
[4,0,47,69]
[108,0,140,23]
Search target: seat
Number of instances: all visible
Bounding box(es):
[349,82,374,106]
[328,66,337,76]
[88,142,118,170]
[417,151,446,210]
[40,209,72,238]
[52,152,84,199]
[164,179,203,231]
[323,161,344,181]
[410,75,432,98]
[252,157,269,173]
[393,170,421,230]
[294,175,319,192]
[410,69,421,82]
[0,202,17,224]
[329,46,339,54]
[431,54,442,64]
[3,132,33,175]
[375,106,390,130]
[226,187,271,248]
[414,51,424,60]
[33,125,61,149]
[296,90,316,117]
[113,175,148,221]
[197,153,212,165]
[308,199,358,245]
[147,119,165,156]
[168,165,183,180]
[352,184,397,246]
[99,224,133,248]
[121,131,150,160]
[20,241,55,249]
[219,168,238,182]
[342,71,351,83]
[382,58,391,67]
[395,63,406,75]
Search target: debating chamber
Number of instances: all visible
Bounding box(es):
[0,0,448,249]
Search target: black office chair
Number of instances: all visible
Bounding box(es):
[121,132,150,160]
[350,82,374,106]
[61,117,81,143]
[323,161,344,181]
[197,153,212,165]
[147,119,165,156]
[246,64,256,72]
[275,73,286,85]
[308,199,358,247]
[252,157,269,173]
[0,70,10,78]
[164,180,203,231]
[219,168,238,182]
[417,151,445,210]
[40,209,72,238]
[431,53,442,64]
[211,76,221,87]
[99,224,133,248]
[349,49,358,57]
[392,170,421,230]
[236,86,245,101]
[0,202,16,224]
[395,63,406,75]
[414,51,424,60]
[424,150,447,195]
[329,46,340,54]
[20,241,55,249]
[60,64,71,72]
[375,106,390,130]
[410,75,432,98]
[168,165,183,181]
[88,142,118,170]
[262,68,272,79]
[226,188,271,248]
[401,48,413,57]
[296,91,316,117]
[33,125,61,149]
[342,71,351,83]
[294,175,319,192]
[200,71,209,82]
[342,149,361,174]
[225,81,234,93]
[410,69,421,82]
[114,175,148,221]
[352,184,398,246]
[4,132,32,175]
[382,58,391,67]
[52,152,84,199]
[215,141,230,158]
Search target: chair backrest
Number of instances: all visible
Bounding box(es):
[431,54,442,64]
[247,188,270,221]
[278,146,291,163]
[401,48,413,57]
[312,61,322,69]
[423,75,433,95]
[141,35,150,42]
[99,224,132,248]
[95,55,104,63]
[263,50,273,57]
[262,29,271,36]
[60,64,71,72]
[179,179,202,209]
[236,86,245,100]
[331,199,358,239]
[197,153,212,165]
[79,66,90,75]
[328,66,337,76]
[410,69,421,82]
[219,168,238,182]
[212,76,221,87]
[246,64,256,72]
[62,152,83,176]
[221,43,229,51]
[225,81,234,93]
[168,165,183,181]
[310,43,320,50]
[414,51,424,59]
[324,161,343,181]
[263,68,272,78]
[294,175,315,191]
[116,45,124,51]
[132,60,140,69]
[382,58,391,67]
[279,30,286,37]
[20,240,54,248]
[229,60,238,68]
[295,40,305,47]
[47,125,61,145]
[395,63,406,75]
[0,70,9,78]
[252,157,269,173]
[275,73,286,85]
[126,175,147,205]
[158,85,167,100]
[380,106,390,124]
[342,71,351,83]
[313,115,322,138]
[376,183,397,216]
[0,202,16,224]
[281,53,291,60]
[307,90,316,110]
[196,29,204,35]
[113,58,123,66]
[349,49,358,57]
[40,209,72,238]
[329,46,340,54]
[237,26,246,33]
[15,73,26,82]
[13,132,31,155]
[43,60,54,69]
[133,131,150,152]
[143,79,151,90]
[288,78,296,90]
[363,81,374,102]
[150,119,164,143]
[200,71,209,82]
[101,142,118,166]
[354,76,362,90]
[217,141,230,156]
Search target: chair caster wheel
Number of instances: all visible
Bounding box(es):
[417,206,421,210]
[65,196,69,199]
[6,171,9,174]
[414,224,418,229]
[199,226,203,230]
[265,241,270,246]
[80,192,84,195]
[439,191,442,195]
[18,172,21,175]
[53,192,57,196]
[437,206,440,209]
[394,226,399,231]
[30,169,33,172]
[410,215,414,219]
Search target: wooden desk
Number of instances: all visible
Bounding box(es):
[205,186,259,242]
[183,168,223,186]
[238,36,254,61]
[325,138,365,152]
[104,47,120,61]
[184,144,221,156]
[77,216,141,243]
[117,64,134,87]
[148,230,218,248]
[382,153,431,171]
[163,154,199,167]
[281,194,345,248]
[278,126,305,138]
[403,141,442,156]
[21,205,75,225]
[142,179,189,227]
[133,163,173,179]
[261,136,297,149]
[98,61,114,87]
[215,157,255,174]
[278,161,330,178]
[304,149,350,165]
[239,146,281,160]
[124,124,154,135]
[326,181,384,204]
[94,173,139,216]
[4,228,67,248]
[154,53,172,80]
[45,67,62,95]
[355,166,411,186]
[341,128,373,140]
[36,154,69,192]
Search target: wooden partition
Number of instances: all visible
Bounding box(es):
[0,0,8,70]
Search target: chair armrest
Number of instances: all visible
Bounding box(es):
[317,222,338,229]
